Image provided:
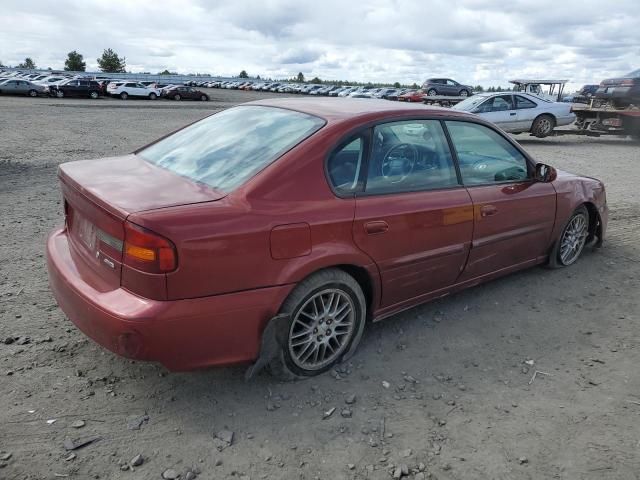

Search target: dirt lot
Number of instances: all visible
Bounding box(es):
[1,90,639,480]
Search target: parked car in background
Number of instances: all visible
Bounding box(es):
[422,78,473,97]
[162,85,209,101]
[595,68,640,107]
[49,79,102,99]
[563,84,598,103]
[107,82,160,100]
[453,91,575,137]
[398,90,425,102]
[34,76,68,86]
[385,89,409,101]
[46,97,607,377]
[0,78,48,97]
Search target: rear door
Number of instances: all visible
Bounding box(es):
[350,119,474,308]
[444,120,556,280]
[513,95,540,131]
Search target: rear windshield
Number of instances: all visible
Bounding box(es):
[139,106,325,192]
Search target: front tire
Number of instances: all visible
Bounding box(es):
[531,114,555,138]
[28,89,38,97]
[548,206,590,268]
[55,90,64,98]
[89,91,99,99]
[148,92,157,100]
[270,269,366,379]
[120,92,128,100]
[173,94,181,101]
[459,89,470,97]
[200,94,208,101]
[427,89,437,96]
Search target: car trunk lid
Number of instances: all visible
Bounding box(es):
[59,154,225,293]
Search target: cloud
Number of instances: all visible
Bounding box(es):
[0,0,638,90]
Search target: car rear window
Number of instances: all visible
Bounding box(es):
[138,105,325,192]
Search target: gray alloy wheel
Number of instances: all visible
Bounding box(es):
[120,92,128,100]
[174,94,181,101]
[200,94,208,101]
[532,114,555,138]
[89,91,99,99]
[460,89,470,97]
[427,89,438,96]
[28,89,38,97]
[270,268,366,378]
[55,90,64,98]
[558,207,589,266]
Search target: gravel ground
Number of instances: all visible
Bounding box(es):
[1,90,639,480]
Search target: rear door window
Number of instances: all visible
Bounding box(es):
[365,120,459,194]
[327,137,365,194]
[515,95,537,109]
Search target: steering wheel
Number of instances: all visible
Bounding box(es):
[381,143,418,183]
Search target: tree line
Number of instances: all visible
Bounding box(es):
[0,55,514,92]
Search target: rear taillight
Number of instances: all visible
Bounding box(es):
[123,221,177,274]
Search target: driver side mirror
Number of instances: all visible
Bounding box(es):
[534,163,557,182]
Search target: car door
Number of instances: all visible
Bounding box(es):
[475,95,518,131]
[513,95,540,131]
[349,119,474,308]
[2,80,18,93]
[15,80,29,94]
[445,79,459,95]
[66,80,81,96]
[444,120,556,281]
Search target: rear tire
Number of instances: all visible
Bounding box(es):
[28,89,38,97]
[89,91,99,99]
[55,90,64,98]
[173,94,181,101]
[459,89,470,97]
[200,94,208,101]
[148,93,157,100]
[531,114,555,138]
[269,269,366,379]
[120,92,128,100]
[427,89,437,96]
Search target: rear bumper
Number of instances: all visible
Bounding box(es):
[46,228,294,371]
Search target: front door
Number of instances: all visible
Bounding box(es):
[350,119,474,307]
[444,120,556,280]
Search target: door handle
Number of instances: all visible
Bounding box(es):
[364,221,389,234]
[510,112,516,116]
[480,205,498,217]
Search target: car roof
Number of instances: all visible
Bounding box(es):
[246,97,473,123]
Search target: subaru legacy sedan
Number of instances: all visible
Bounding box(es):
[46,98,607,377]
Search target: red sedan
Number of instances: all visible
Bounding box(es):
[46,98,608,377]
[398,90,425,102]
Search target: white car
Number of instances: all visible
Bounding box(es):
[452,92,575,138]
[107,81,160,100]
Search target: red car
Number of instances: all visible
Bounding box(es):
[46,98,608,377]
[398,90,425,102]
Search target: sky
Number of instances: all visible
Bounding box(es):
[1,0,639,90]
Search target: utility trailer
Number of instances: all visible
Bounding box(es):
[555,102,640,139]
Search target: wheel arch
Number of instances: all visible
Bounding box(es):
[582,201,604,246]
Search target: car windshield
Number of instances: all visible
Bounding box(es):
[452,95,489,111]
[138,106,325,192]
[625,68,640,78]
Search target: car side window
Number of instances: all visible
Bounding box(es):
[515,95,537,109]
[365,120,458,194]
[477,95,514,113]
[445,121,529,185]
[327,137,364,194]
